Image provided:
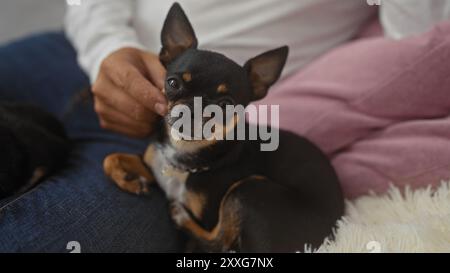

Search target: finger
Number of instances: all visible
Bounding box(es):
[141,53,166,90]
[93,77,156,122]
[94,99,154,135]
[110,65,168,115]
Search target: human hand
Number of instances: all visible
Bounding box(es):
[92,47,167,138]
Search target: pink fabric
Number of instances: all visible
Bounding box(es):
[253,21,450,198]
[354,15,382,39]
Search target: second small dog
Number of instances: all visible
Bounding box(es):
[104,3,344,252]
[0,103,69,198]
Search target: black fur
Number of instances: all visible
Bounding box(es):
[0,103,69,198]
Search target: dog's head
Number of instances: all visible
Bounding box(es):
[160,3,288,141]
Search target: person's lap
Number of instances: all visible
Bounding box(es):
[0,32,183,252]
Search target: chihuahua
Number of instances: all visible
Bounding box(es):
[104,3,344,252]
[0,103,69,198]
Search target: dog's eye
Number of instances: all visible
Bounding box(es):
[218,98,234,108]
[167,78,180,90]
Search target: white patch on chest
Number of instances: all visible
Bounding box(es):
[144,144,189,203]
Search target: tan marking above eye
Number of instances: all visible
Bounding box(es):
[217,84,228,93]
[182,72,192,82]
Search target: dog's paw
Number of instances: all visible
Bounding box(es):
[104,153,154,196]
[123,173,151,195]
[170,202,190,227]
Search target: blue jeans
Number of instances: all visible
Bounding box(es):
[0,32,183,252]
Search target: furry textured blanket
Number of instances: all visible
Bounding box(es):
[314,181,450,253]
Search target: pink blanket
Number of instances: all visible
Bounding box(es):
[253,20,450,198]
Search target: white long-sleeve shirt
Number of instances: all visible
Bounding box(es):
[65,0,375,82]
[380,0,450,39]
[65,0,450,83]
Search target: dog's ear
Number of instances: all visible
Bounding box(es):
[244,46,289,101]
[160,3,198,66]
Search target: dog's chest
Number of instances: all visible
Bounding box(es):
[143,144,189,203]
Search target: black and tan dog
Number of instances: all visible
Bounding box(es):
[104,3,344,252]
[0,103,69,198]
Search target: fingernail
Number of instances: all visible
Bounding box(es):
[155,103,167,116]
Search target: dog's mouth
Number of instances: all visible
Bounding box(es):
[164,109,238,141]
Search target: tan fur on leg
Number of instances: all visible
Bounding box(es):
[103,153,154,195]
[171,180,245,251]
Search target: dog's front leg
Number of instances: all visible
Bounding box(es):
[103,153,154,195]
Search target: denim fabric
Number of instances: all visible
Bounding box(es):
[0,32,183,252]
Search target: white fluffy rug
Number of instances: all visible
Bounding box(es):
[314,181,450,253]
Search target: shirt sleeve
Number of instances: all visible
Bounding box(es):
[380,0,450,39]
[65,0,147,82]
